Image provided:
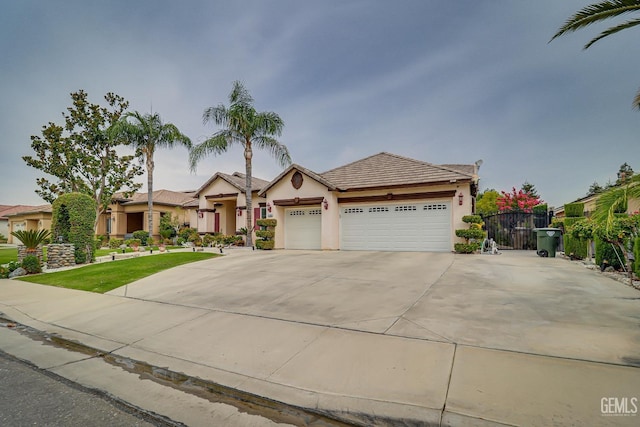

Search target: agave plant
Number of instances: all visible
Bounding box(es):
[10,229,51,252]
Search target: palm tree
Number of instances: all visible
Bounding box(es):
[551,1,640,105]
[190,81,291,247]
[113,112,191,241]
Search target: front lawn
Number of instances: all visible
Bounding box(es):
[0,247,18,265]
[17,252,217,293]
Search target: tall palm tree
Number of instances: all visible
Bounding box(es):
[551,1,640,105]
[114,112,191,241]
[190,81,291,247]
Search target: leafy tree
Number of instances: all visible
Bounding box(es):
[616,162,634,186]
[551,1,640,105]
[23,90,143,230]
[497,187,543,213]
[476,189,500,216]
[587,181,604,196]
[520,181,539,199]
[190,81,291,247]
[111,111,191,239]
[51,192,97,264]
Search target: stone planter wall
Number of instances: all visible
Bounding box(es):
[46,244,76,269]
[17,245,43,265]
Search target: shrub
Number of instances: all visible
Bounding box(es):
[0,266,8,278]
[462,215,483,224]
[178,227,197,241]
[255,230,275,239]
[22,255,42,274]
[595,237,623,270]
[95,235,108,248]
[256,218,277,228]
[132,230,149,245]
[202,234,215,247]
[10,229,51,250]
[564,203,584,218]
[563,217,588,260]
[0,233,7,243]
[51,192,96,264]
[454,242,480,254]
[455,229,485,240]
[533,204,548,214]
[125,238,141,248]
[6,261,21,272]
[256,240,275,250]
[176,237,185,245]
[109,238,124,249]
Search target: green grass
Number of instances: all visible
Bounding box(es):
[94,246,183,257]
[17,252,218,293]
[0,247,18,264]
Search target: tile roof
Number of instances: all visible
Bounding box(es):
[0,205,41,219]
[119,189,197,207]
[194,172,270,196]
[4,204,52,216]
[320,152,475,191]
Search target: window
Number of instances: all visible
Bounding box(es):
[343,208,364,214]
[368,206,389,213]
[395,205,417,212]
[423,204,447,210]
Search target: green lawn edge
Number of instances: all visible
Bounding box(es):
[16,252,218,293]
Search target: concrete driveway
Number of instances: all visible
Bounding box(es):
[111,249,640,367]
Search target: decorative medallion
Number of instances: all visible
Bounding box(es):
[291,171,303,189]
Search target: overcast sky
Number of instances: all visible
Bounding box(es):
[2,1,639,208]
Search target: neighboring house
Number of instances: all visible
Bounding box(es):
[0,205,39,240]
[5,205,52,244]
[258,152,479,252]
[555,193,640,218]
[101,190,198,240]
[193,172,270,242]
[6,191,199,243]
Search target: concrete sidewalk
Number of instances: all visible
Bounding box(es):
[1,250,639,426]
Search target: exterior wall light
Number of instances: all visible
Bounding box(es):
[458,192,464,206]
[323,198,329,210]
[267,202,272,213]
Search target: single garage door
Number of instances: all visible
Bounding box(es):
[340,202,451,252]
[284,207,322,249]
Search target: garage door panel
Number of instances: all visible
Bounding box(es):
[340,202,451,252]
[284,208,321,250]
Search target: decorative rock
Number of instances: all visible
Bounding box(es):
[9,267,27,278]
[46,244,76,270]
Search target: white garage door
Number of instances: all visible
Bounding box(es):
[11,222,26,244]
[340,202,451,252]
[284,207,322,249]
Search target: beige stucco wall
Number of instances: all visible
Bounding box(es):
[7,213,51,244]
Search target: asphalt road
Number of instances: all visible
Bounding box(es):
[0,350,177,427]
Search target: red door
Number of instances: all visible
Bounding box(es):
[214,212,220,233]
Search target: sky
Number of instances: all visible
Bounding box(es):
[1,0,639,209]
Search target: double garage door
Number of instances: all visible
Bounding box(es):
[283,202,451,251]
[340,202,451,252]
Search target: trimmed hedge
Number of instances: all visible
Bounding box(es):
[132,230,149,245]
[454,242,481,254]
[455,228,485,240]
[255,230,275,239]
[533,204,548,214]
[256,240,275,250]
[563,217,588,260]
[52,193,96,264]
[462,215,483,224]
[595,237,623,270]
[634,237,640,277]
[256,218,277,228]
[564,203,584,218]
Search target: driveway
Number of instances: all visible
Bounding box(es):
[111,249,640,366]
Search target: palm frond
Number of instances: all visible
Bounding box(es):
[189,133,231,172]
[632,87,640,109]
[551,0,640,45]
[584,17,640,48]
[254,136,292,167]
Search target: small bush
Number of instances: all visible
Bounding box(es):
[7,261,21,272]
[202,234,215,247]
[533,204,548,214]
[454,242,481,253]
[563,217,588,260]
[125,238,141,248]
[178,227,198,241]
[462,215,483,224]
[455,228,485,240]
[255,230,275,239]
[0,266,9,278]
[109,238,124,249]
[256,240,275,250]
[634,237,640,277]
[256,218,277,228]
[132,230,149,245]
[22,255,42,274]
[176,237,185,245]
[595,237,623,270]
[564,203,584,218]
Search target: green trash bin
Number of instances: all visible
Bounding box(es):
[533,228,562,257]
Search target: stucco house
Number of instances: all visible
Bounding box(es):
[554,192,640,218]
[5,205,52,244]
[193,172,270,242]
[1,205,40,240]
[258,152,479,252]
